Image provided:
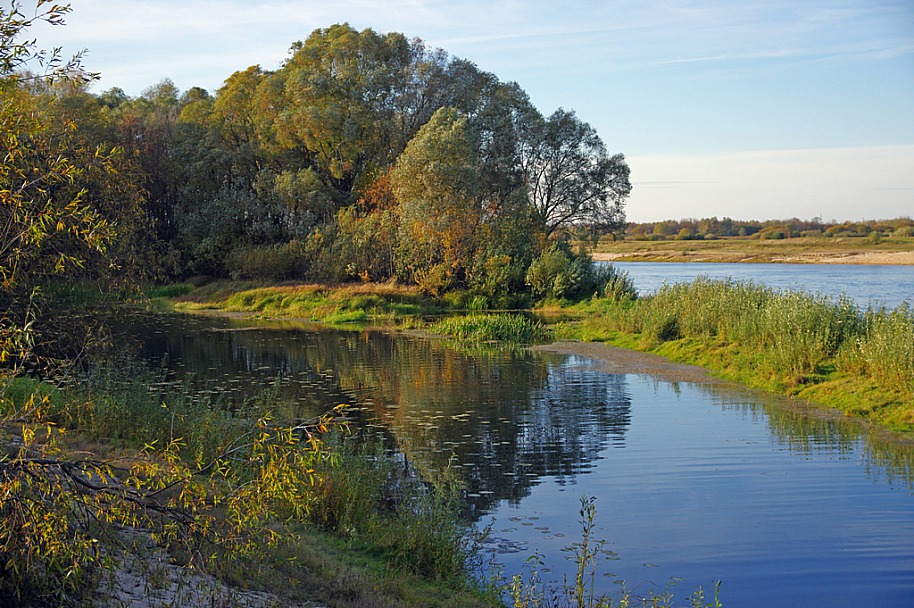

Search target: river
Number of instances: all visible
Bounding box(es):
[610,262,913,309]
[118,308,914,608]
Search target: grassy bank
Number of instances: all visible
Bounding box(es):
[0,367,498,608]
[553,279,914,433]
[148,278,913,434]
[152,280,453,325]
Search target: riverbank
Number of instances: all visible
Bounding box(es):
[591,235,914,264]
[0,371,500,608]
[548,285,913,434]
[154,279,913,436]
[24,278,899,606]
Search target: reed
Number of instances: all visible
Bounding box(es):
[432,313,553,344]
[840,303,914,392]
[560,278,914,430]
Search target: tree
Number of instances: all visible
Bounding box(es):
[390,107,480,293]
[1,2,130,370]
[520,108,630,237]
[0,1,96,84]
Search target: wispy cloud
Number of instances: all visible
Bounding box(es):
[21,0,914,226]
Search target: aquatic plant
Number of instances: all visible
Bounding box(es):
[506,496,723,608]
[432,313,553,344]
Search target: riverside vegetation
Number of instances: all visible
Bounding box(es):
[1,4,711,606]
[2,3,909,606]
[554,278,914,433]
[156,270,913,434]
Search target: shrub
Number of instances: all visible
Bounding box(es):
[525,242,609,302]
[525,246,570,298]
[595,264,637,302]
[469,253,525,299]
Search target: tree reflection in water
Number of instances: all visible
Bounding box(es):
[116,311,914,519]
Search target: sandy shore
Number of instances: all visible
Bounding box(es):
[592,250,914,265]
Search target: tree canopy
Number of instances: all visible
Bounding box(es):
[2,17,631,300]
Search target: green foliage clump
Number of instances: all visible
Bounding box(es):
[307,441,474,582]
[146,283,195,298]
[526,243,634,302]
[432,313,552,344]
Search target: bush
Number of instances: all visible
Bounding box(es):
[469,253,525,299]
[525,246,569,298]
[595,264,637,302]
[525,242,610,302]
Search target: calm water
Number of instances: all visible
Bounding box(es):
[610,262,913,309]
[118,312,914,607]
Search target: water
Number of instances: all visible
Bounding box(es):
[609,262,913,309]
[116,311,914,607]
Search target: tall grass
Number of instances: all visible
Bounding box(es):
[432,313,553,344]
[597,278,913,396]
[842,303,914,392]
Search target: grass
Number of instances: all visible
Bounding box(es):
[0,361,499,608]
[432,313,553,344]
[555,279,914,433]
[152,280,447,326]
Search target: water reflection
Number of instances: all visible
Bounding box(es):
[114,311,914,606]
[115,312,636,513]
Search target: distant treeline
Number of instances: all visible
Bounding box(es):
[624,217,914,241]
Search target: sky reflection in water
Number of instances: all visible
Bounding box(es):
[119,312,914,607]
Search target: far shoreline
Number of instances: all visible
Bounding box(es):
[592,249,914,265]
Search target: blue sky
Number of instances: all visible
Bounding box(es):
[28,0,914,222]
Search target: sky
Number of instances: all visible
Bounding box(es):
[23,0,914,222]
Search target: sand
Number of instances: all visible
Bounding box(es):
[592,250,914,265]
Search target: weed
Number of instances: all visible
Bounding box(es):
[504,496,722,608]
